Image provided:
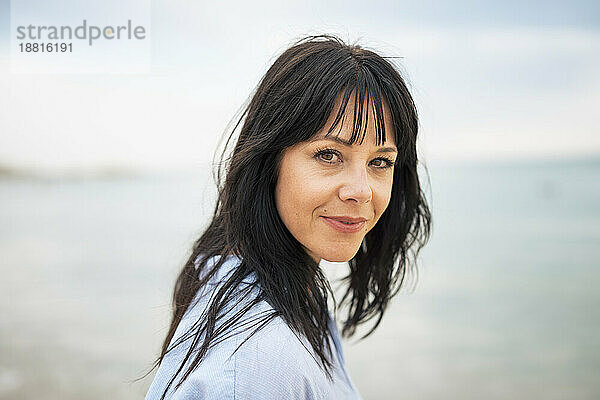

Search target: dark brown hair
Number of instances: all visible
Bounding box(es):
[140,34,431,399]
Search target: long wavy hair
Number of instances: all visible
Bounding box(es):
[141,34,431,399]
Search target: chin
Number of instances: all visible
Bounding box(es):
[318,245,361,263]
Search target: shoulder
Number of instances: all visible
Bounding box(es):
[231,313,333,399]
[157,315,332,400]
[150,255,333,400]
[167,300,332,400]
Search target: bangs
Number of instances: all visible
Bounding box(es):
[323,70,391,147]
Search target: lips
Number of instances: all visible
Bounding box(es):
[324,216,367,223]
[321,216,367,233]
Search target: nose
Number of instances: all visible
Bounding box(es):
[338,164,373,203]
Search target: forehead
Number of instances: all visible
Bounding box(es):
[313,91,396,148]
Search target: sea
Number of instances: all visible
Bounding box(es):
[1,157,599,399]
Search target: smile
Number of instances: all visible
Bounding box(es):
[321,217,366,233]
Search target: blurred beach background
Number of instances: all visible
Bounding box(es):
[1,0,599,399]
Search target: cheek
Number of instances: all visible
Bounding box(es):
[277,164,327,214]
[275,159,321,232]
[372,177,394,217]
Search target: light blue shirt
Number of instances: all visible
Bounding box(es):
[145,255,363,400]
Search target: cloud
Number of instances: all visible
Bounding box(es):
[1,2,598,171]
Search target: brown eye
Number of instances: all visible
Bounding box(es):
[370,157,395,169]
[314,148,340,164]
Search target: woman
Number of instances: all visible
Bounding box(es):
[143,34,431,399]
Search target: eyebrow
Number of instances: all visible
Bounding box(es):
[310,135,398,154]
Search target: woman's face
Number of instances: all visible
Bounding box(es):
[275,95,397,263]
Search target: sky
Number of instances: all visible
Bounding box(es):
[0,0,598,174]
